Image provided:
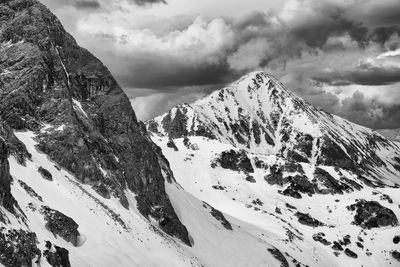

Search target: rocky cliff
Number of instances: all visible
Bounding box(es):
[0,0,190,262]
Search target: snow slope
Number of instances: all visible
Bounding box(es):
[148,71,400,266]
[152,134,400,267]
[7,130,288,267]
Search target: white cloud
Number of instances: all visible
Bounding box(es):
[227,38,272,71]
[78,16,234,65]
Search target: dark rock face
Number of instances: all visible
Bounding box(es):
[344,248,358,258]
[203,202,232,230]
[166,138,178,151]
[313,168,351,194]
[245,175,256,183]
[38,166,53,181]
[394,235,400,244]
[312,232,331,245]
[294,212,325,227]
[332,241,343,251]
[265,163,357,198]
[0,130,19,215]
[0,0,190,246]
[214,149,254,173]
[0,228,41,267]
[265,165,285,185]
[18,180,43,202]
[44,241,71,267]
[40,206,80,246]
[393,251,400,262]
[282,187,302,199]
[347,200,398,229]
[267,248,289,267]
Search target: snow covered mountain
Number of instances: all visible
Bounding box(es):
[1,0,400,266]
[0,1,300,266]
[147,71,400,266]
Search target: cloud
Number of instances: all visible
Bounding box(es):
[40,0,101,10]
[73,0,100,9]
[337,90,400,129]
[129,86,211,120]
[128,0,167,6]
[42,0,400,129]
[80,16,236,88]
[312,63,400,85]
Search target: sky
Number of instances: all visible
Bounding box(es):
[40,0,400,129]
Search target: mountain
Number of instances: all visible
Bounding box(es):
[0,1,297,266]
[147,71,400,266]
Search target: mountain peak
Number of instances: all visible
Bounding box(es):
[147,72,400,186]
[1,0,191,250]
[226,71,287,96]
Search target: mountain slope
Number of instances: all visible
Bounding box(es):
[148,71,400,187]
[147,71,400,266]
[0,1,304,266]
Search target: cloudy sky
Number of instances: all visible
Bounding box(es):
[40,0,400,129]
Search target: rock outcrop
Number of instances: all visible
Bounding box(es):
[0,0,189,245]
[347,200,398,228]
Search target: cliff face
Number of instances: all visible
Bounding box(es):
[0,0,189,245]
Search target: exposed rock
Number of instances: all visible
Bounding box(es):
[214,149,254,173]
[92,183,111,199]
[264,165,286,186]
[40,206,80,246]
[0,228,41,267]
[393,235,400,244]
[212,185,225,190]
[313,232,331,245]
[342,235,351,246]
[275,207,282,214]
[0,0,190,246]
[0,132,19,215]
[313,168,351,194]
[267,248,289,267]
[344,248,358,258]
[294,212,325,227]
[202,202,232,230]
[282,187,302,199]
[251,198,263,206]
[285,203,297,210]
[347,200,398,229]
[18,180,43,202]
[44,241,71,267]
[380,194,393,204]
[332,241,343,251]
[392,251,400,262]
[245,175,256,183]
[38,166,53,181]
[166,138,178,151]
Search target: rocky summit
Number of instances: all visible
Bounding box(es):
[1,0,400,266]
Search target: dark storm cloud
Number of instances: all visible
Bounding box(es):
[128,0,166,6]
[56,0,400,128]
[73,0,100,9]
[312,63,400,86]
[357,1,400,27]
[115,56,235,89]
[370,26,400,47]
[339,91,400,129]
